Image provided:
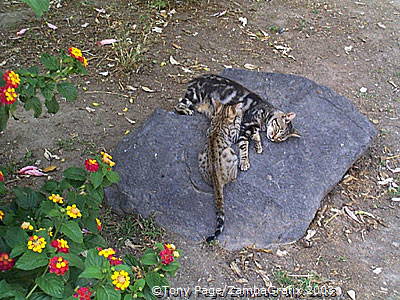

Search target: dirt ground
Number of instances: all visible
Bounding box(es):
[1,0,399,299]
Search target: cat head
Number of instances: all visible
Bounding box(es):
[264,111,300,142]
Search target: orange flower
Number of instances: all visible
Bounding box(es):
[0,86,18,105]
[0,253,15,271]
[68,47,88,67]
[66,204,82,218]
[0,210,4,221]
[0,171,4,182]
[96,218,102,231]
[48,193,64,204]
[100,151,115,167]
[3,70,20,88]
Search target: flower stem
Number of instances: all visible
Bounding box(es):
[25,283,38,299]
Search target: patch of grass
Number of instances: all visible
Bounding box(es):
[273,270,322,293]
[113,40,147,72]
[56,136,96,155]
[101,208,164,248]
[268,25,280,33]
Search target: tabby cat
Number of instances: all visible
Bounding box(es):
[176,74,300,171]
[198,101,243,242]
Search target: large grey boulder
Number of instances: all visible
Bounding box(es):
[105,69,377,250]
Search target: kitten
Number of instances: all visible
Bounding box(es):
[176,74,300,171]
[198,101,243,242]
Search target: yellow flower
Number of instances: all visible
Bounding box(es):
[48,194,64,204]
[21,222,34,230]
[66,204,82,218]
[27,235,47,253]
[111,270,130,290]
[100,151,116,167]
[98,248,115,258]
[0,210,4,221]
[165,244,176,251]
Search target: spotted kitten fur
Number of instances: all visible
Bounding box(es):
[176,74,300,171]
[198,101,243,242]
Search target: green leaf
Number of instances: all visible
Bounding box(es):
[145,271,169,289]
[63,167,87,182]
[124,254,140,267]
[57,82,77,101]
[90,171,104,189]
[123,295,134,300]
[78,265,103,279]
[140,252,159,266]
[161,261,180,272]
[29,293,52,300]
[24,96,42,118]
[132,278,146,292]
[21,0,49,17]
[105,170,120,184]
[84,248,104,267]
[142,286,156,300]
[95,286,121,300]
[60,221,83,243]
[4,227,28,248]
[36,273,64,298]
[62,253,84,269]
[0,279,16,298]
[40,53,60,71]
[10,244,25,258]
[84,234,107,249]
[44,95,59,114]
[40,82,56,101]
[15,251,48,270]
[41,180,59,192]
[13,186,43,209]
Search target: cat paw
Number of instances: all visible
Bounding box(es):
[175,104,194,115]
[239,160,250,171]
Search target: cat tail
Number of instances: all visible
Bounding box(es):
[206,181,225,243]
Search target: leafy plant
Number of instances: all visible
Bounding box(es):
[21,0,50,17]
[0,47,88,131]
[0,153,181,299]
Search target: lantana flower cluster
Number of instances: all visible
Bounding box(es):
[27,235,47,253]
[73,287,92,300]
[97,247,122,266]
[111,270,130,291]
[0,70,20,105]
[49,256,69,275]
[0,170,4,182]
[159,243,179,265]
[51,238,70,253]
[68,47,88,67]
[0,252,15,271]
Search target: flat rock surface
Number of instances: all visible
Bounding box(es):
[105,69,377,250]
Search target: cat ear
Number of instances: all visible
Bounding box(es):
[215,101,223,113]
[285,112,296,122]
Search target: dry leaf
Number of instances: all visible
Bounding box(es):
[169,55,180,65]
[42,165,58,173]
[85,106,96,113]
[44,149,60,161]
[141,86,155,93]
[304,229,317,240]
[95,8,106,13]
[229,261,242,277]
[244,63,257,70]
[372,267,382,274]
[343,206,362,223]
[81,23,89,28]
[122,107,129,112]
[377,22,386,29]
[239,17,248,27]
[96,39,119,46]
[342,174,357,184]
[276,249,288,257]
[91,102,101,107]
[172,43,182,49]
[16,28,29,36]
[98,71,109,77]
[125,117,136,124]
[236,278,248,284]
[47,23,58,30]
[211,10,227,17]
[347,290,356,300]
[124,130,130,135]
[152,27,163,33]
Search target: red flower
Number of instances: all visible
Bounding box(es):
[73,287,92,300]
[49,256,69,275]
[108,255,123,266]
[0,253,15,271]
[50,239,70,253]
[159,245,174,265]
[0,171,4,182]
[84,159,99,172]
